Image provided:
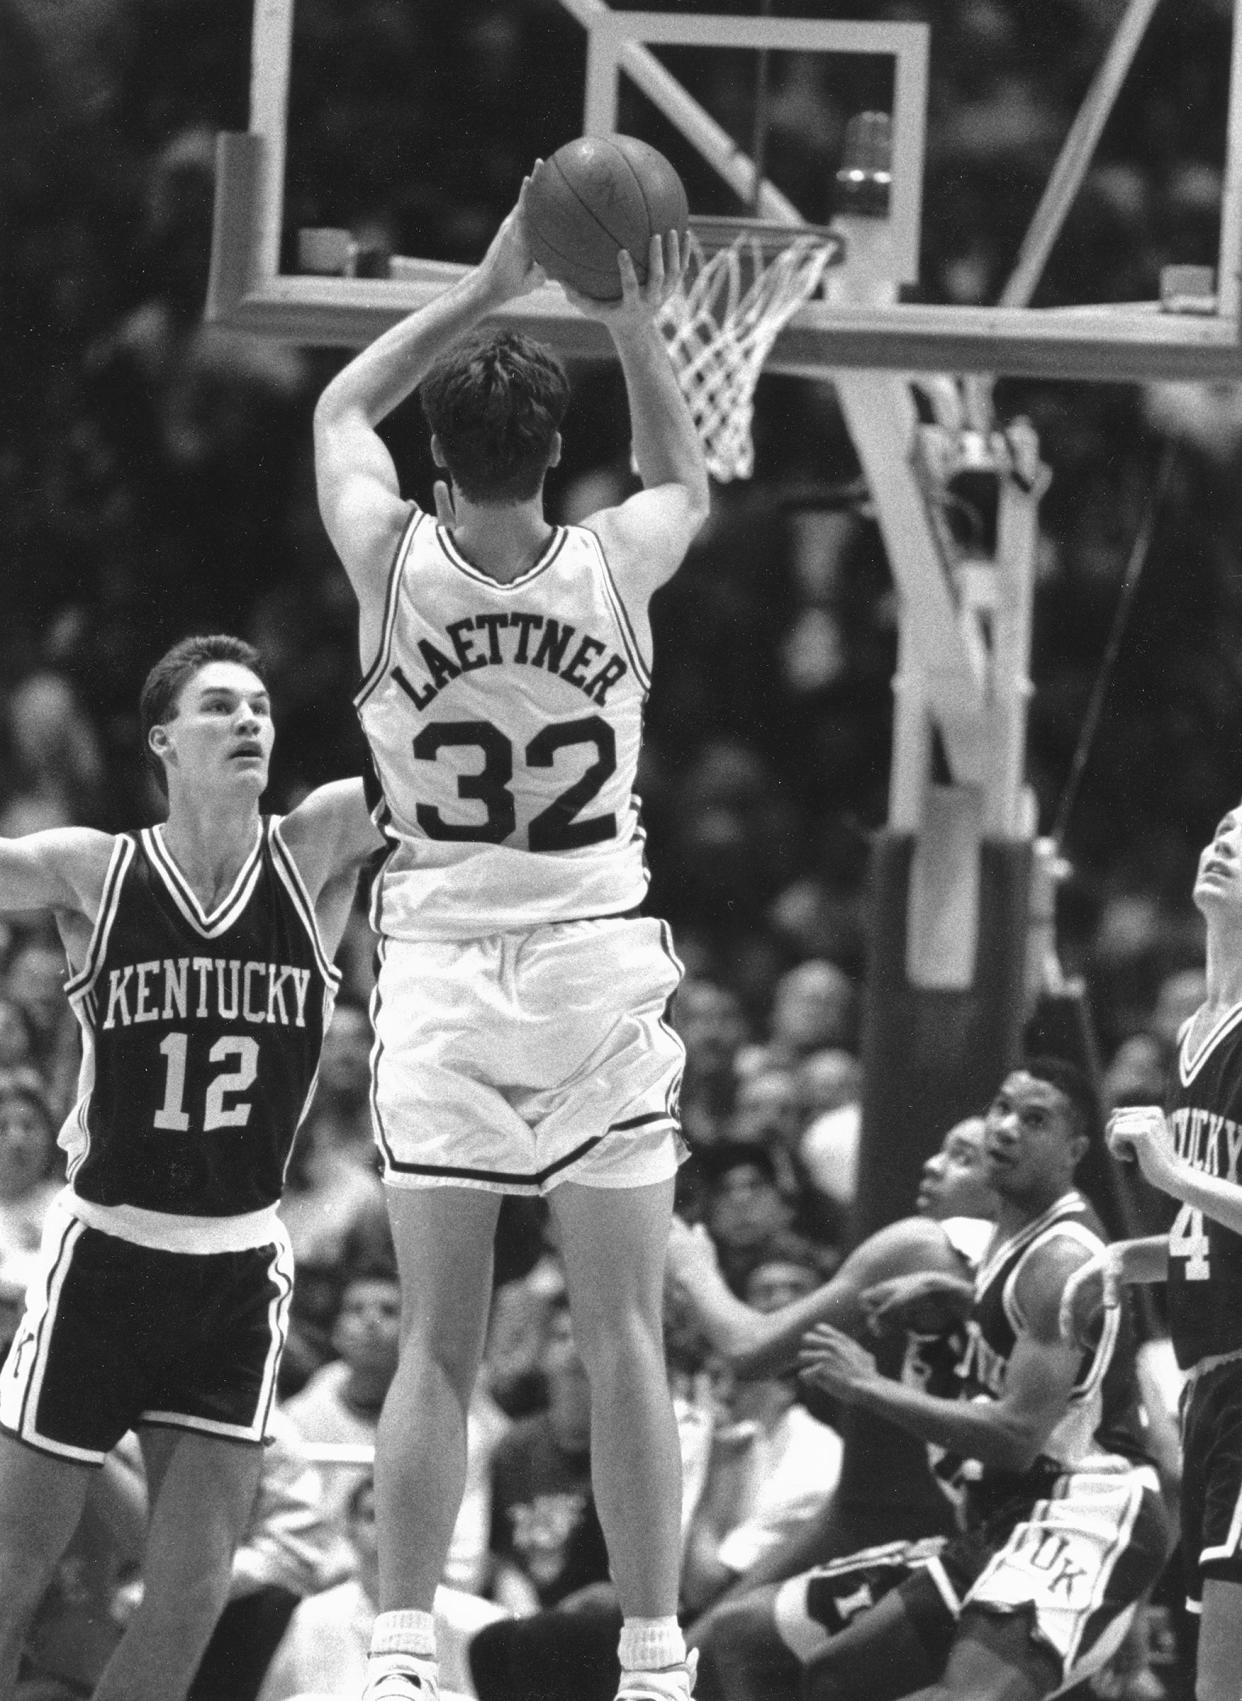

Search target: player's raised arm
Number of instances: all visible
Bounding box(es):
[668,1211,962,1380]
[275,777,384,959]
[313,185,547,609]
[0,828,112,923]
[570,235,710,594]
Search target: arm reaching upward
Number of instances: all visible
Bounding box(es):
[313,183,547,637]
[571,236,710,597]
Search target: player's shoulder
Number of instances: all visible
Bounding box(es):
[580,483,704,597]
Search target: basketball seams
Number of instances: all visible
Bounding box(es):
[552,141,647,259]
[526,133,687,301]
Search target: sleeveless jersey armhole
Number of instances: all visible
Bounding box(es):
[268,816,343,992]
[64,835,135,1000]
[578,525,653,693]
[355,503,425,710]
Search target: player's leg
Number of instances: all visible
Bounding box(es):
[549,1174,688,1697]
[93,1427,263,1701]
[1196,1578,1242,1701]
[368,1182,502,1698]
[691,1584,801,1701]
[0,1435,93,1700]
[885,1606,1064,1701]
[800,1585,949,1701]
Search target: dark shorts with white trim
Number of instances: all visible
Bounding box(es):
[0,1207,292,1463]
[1180,1354,1242,1612]
[775,1459,1169,1691]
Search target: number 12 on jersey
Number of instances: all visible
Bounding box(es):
[1170,1201,1211,1279]
[154,1032,259,1132]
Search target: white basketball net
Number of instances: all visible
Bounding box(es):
[658,226,840,482]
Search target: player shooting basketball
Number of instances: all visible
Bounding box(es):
[312,176,709,1701]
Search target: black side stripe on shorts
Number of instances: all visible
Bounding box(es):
[382,1111,678,1190]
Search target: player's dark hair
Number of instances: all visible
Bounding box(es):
[139,635,264,798]
[419,328,570,503]
[1023,1054,1103,1152]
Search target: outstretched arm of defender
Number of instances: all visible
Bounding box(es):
[0,829,112,922]
[313,182,547,605]
[800,1236,1091,1474]
[278,778,384,961]
[666,1212,963,1379]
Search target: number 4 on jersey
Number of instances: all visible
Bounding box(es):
[1170,1201,1211,1280]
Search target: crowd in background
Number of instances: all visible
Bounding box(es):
[4,0,1240,1696]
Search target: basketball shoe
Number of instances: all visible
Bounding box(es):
[616,1649,698,1700]
[361,1653,440,1701]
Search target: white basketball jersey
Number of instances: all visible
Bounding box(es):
[356,507,652,939]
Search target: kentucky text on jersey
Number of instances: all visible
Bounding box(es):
[1170,1105,1242,1182]
[388,611,629,711]
[100,957,313,1029]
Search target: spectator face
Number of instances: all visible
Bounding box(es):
[1102,1034,1165,1110]
[770,961,855,1056]
[745,1259,819,1312]
[915,1117,996,1221]
[673,979,747,1074]
[0,1091,55,1200]
[5,944,66,1046]
[0,999,35,1070]
[730,1067,802,1146]
[707,1162,790,1251]
[332,1277,401,1377]
[796,1048,861,1117]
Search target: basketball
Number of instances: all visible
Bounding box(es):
[525,134,689,302]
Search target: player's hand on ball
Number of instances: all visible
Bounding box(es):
[563,230,683,324]
[478,175,547,302]
[797,1322,879,1404]
[1106,1105,1182,1194]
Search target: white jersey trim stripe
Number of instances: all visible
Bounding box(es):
[1179,999,1242,1085]
[437,523,567,590]
[355,506,425,710]
[64,836,134,999]
[587,529,652,692]
[268,818,344,992]
[144,823,264,937]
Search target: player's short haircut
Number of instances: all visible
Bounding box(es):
[419,328,570,503]
[1023,1054,1103,1150]
[139,634,264,798]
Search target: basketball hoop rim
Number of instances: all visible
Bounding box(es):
[686,214,844,262]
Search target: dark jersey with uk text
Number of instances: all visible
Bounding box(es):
[59,819,339,1230]
[1166,1004,1242,1369]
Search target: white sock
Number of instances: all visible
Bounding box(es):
[618,1616,685,1672]
[369,1609,437,1661]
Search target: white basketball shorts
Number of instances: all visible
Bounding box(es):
[371,915,686,1194]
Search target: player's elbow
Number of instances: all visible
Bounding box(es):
[988,1413,1048,1474]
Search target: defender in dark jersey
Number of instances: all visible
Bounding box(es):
[0,636,380,1701]
[1071,803,1242,1701]
[689,1060,1169,1701]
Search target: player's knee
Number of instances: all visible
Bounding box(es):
[699,1593,794,1695]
